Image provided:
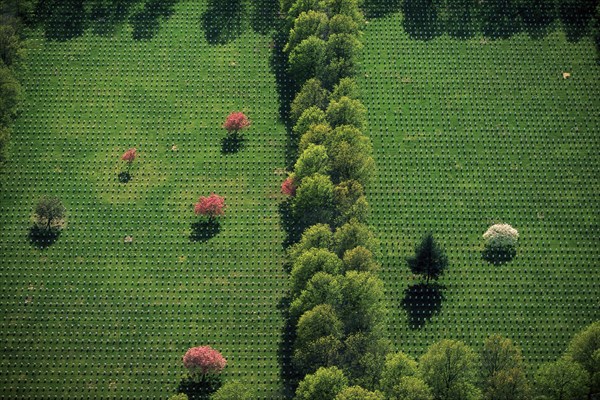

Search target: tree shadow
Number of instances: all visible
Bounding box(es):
[401,0,442,40]
[189,220,221,242]
[401,283,444,329]
[201,0,248,45]
[482,246,516,265]
[518,0,556,40]
[277,294,301,399]
[177,376,222,400]
[118,171,132,183]
[89,0,142,36]
[220,135,245,154]
[250,0,279,35]
[278,198,302,249]
[130,0,179,41]
[35,0,86,41]
[28,225,61,249]
[270,23,298,128]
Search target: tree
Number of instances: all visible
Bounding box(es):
[294,144,330,182]
[534,357,589,400]
[326,33,362,63]
[299,123,332,153]
[480,335,529,400]
[210,380,256,400]
[194,193,226,220]
[34,196,66,230]
[407,233,448,283]
[482,223,519,264]
[388,376,434,400]
[288,223,334,264]
[287,0,326,22]
[0,66,22,127]
[342,246,379,273]
[222,112,250,138]
[333,179,369,226]
[342,332,392,390]
[292,173,335,228]
[325,125,374,186]
[290,248,342,295]
[285,10,329,54]
[339,271,386,335]
[168,394,188,400]
[328,14,360,36]
[0,126,9,164]
[295,366,348,400]
[323,0,364,24]
[290,272,343,320]
[288,36,327,85]
[565,321,600,396]
[293,106,327,138]
[325,96,367,130]
[294,304,344,374]
[333,220,378,258]
[419,339,481,400]
[334,386,384,400]
[182,346,227,383]
[380,352,419,397]
[331,78,360,101]
[282,174,298,196]
[0,21,26,68]
[290,78,330,124]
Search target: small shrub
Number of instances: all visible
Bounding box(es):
[482,223,519,264]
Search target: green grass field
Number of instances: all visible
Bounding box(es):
[0,1,288,398]
[359,12,600,367]
[1,1,599,399]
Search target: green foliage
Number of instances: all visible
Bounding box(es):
[34,195,66,230]
[285,10,329,53]
[334,385,384,400]
[341,332,391,389]
[292,173,335,227]
[333,220,378,258]
[333,179,369,226]
[288,223,334,264]
[342,246,378,273]
[299,123,332,153]
[0,126,9,164]
[0,20,26,68]
[419,339,481,400]
[0,65,22,127]
[534,357,589,400]
[287,0,325,22]
[321,55,356,88]
[331,78,359,101]
[288,36,327,85]
[322,0,363,24]
[485,368,530,400]
[327,14,359,36]
[565,320,600,393]
[290,78,331,124]
[295,366,348,400]
[407,233,448,283]
[210,381,255,400]
[325,96,367,130]
[295,144,330,181]
[293,107,328,138]
[338,271,386,334]
[388,376,434,400]
[380,352,419,396]
[325,125,374,186]
[293,304,344,374]
[595,4,600,59]
[290,248,342,295]
[326,33,362,62]
[480,334,525,383]
[290,272,343,320]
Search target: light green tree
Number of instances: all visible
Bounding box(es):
[534,357,589,400]
[288,36,327,85]
[325,125,374,186]
[292,173,335,228]
[290,248,342,295]
[565,321,600,396]
[290,78,330,124]
[333,219,378,257]
[285,10,329,53]
[380,352,419,396]
[295,144,330,182]
[325,96,367,130]
[293,107,327,138]
[290,272,342,320]
[295,366,348,400]
[334,386,384,400]
[288,223,334,264]
[210,381,256,400]
[342,246,379,273]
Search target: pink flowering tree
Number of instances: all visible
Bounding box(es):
[281,174,297,196]
[119,147,137,182]
[223,112,251,139]
[183,346,227,383]
[194,193,225,221]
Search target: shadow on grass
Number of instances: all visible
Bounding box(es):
[130,0,179,40]
[189,220,221,242]
[278,198,302,249]
[118,171,132,183]
[220,135,245,154]
[28,225,61,249]
[401,283,445,329]
[482,246,516,265]
[201,0,248,45]
[177,376,222,400]
[250,0,279,35]
[277,294,301,399]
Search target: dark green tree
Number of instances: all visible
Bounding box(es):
[407,233,448,283]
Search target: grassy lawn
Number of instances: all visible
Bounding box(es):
[0,1,288,398]
[359,12,600,368]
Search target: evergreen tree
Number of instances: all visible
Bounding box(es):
[407,233,448,283]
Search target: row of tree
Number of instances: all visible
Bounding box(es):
[293,321,600,400]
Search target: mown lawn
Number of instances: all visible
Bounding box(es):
[359,11,600,369]
[0,1,288,398]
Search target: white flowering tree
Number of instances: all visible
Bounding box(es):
[482,223,519,264]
